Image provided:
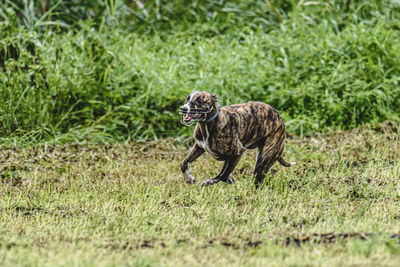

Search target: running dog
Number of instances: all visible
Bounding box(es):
[179,91,294,187]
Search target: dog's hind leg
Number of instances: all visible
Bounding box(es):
[201,156,241,186]
[181,144,205,184]
[253,134,285,188]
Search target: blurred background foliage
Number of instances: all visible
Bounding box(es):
[0,0,399,143]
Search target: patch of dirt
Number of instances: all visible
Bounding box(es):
[9,205,87,217]
[284,232,372,246]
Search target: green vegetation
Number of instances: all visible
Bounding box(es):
[0,0,399,142]
[1,125,399,265]
[1,1,400,265]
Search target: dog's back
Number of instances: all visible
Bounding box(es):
[222,101,285,149]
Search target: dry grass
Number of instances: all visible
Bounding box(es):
[1,123,400,266]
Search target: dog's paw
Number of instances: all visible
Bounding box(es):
[183,169,195,184]
[225,176,235,184]
[201,178,219,187]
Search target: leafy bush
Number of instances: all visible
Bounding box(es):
[0,0,399,143]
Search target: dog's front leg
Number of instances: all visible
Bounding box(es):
[181,144,204,184]
[201,156,241,186]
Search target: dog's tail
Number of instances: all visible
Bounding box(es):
[278,156,295,167]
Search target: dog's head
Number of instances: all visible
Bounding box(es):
[179,91,218,125]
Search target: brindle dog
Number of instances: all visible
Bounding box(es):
[179,91,294,187]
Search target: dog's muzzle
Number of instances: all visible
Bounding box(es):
[179,104,211,126]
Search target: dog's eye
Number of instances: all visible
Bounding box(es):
[186,96,190,101]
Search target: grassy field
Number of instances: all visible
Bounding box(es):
[1,123,399,266]
[1,1,400,266]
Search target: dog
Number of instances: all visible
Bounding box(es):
[179,91,294,187]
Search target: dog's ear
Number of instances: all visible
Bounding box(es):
[211,94,217,102]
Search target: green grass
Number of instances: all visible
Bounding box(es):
[1,1,400,266]
[1,124,399,266]
[1,0,400,142]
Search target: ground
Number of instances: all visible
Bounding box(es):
[0,123,400,266]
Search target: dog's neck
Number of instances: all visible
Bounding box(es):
[204,102,220,124]
[198,102,220,136]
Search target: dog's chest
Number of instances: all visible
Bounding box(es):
[194,125,218,158]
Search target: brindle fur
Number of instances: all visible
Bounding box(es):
[180,91,292,187]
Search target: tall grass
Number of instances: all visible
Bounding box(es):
[0,0,399,143]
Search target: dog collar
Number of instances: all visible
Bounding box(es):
[205,103,221,123]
